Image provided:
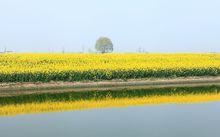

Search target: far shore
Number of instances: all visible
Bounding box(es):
[0,76,220,97]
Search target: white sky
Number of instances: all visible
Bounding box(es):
[0,0,220,53]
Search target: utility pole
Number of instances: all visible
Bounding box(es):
[138,47,142,53]
[62,47,65,54]
[81,46,85,53]
[4,46,6,53]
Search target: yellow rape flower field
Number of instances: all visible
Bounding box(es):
[1,54,220,117]
[0,53,220,82]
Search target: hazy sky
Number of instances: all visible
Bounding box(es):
[0,0,220,53]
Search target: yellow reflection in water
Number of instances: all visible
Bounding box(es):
[1,93,220,116]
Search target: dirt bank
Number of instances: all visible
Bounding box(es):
[0,76,220,97]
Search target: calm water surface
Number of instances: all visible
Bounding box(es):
[0,102,220,137]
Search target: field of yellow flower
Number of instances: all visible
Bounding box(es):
[0,53,220,82]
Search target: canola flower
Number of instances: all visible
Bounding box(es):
[0,53,220,82]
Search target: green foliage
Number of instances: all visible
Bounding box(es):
[0,68,220,83]
[95,37,113,53]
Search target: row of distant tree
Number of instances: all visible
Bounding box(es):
[0,37,112,54]
[0,37,147,54]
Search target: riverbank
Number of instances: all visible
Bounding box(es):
[1,76,220,97]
